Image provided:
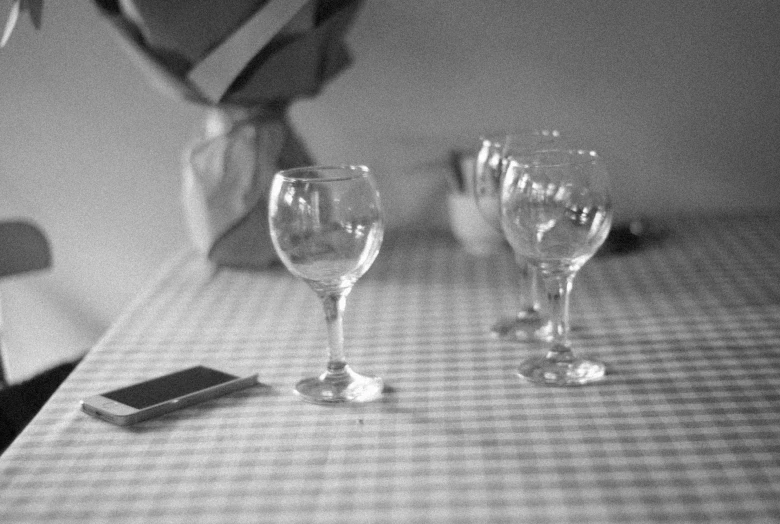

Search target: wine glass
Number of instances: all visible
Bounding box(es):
[268,165,385,403]
[501,148,612,386]
[473,130,562,340]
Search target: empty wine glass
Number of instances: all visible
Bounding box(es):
[268,165,384,403]
[501,148,612,386]
[473,130,562,340]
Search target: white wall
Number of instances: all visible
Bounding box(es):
[0,1,202,381]
[292,0,780,226]
[1,0,779,382]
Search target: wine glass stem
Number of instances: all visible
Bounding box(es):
[515,254,542,313]
[542,271,575,357]
[320,292,348,374]
[530,264,542,312]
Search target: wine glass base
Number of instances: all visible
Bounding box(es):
[295,365,383,404]
[490,311,553,341]
[518,354,605,386]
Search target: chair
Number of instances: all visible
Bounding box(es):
[0,221,75,454]
[0,220,52,387]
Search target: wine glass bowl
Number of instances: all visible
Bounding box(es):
[502,149,611,272]
[501,148,612,386]
[269,165,384,403]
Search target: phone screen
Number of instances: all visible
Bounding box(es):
[102,366,238,409]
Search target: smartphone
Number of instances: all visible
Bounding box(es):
[80,365,258,426]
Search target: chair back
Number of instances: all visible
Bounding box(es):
[0,221,51,278]
[0,220,52,386]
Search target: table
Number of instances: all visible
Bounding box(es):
[2,212,780,523]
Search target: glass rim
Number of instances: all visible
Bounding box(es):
[508,148,600,168]
[274,164,371,182]
[479,129,562,146]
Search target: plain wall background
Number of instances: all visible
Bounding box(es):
[1,0,779,382]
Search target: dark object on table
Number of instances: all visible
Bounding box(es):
[0,361,78,455]
[599,219,665,256]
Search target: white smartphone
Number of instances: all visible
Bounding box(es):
[80,365,258,426]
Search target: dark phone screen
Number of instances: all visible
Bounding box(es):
[103,366,237,409]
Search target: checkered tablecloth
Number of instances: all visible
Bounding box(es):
[2,212,780,523]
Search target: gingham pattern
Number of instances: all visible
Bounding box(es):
[2,212,780,523]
